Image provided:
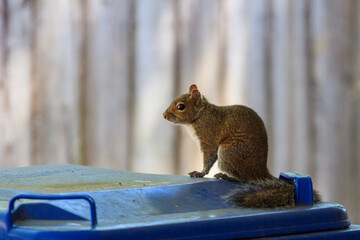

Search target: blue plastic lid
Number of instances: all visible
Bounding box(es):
[0,164,352,239]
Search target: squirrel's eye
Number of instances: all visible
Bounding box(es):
[177,104,186,111]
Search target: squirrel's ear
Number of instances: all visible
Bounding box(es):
[189,84,198,93]
[190,89,201,105]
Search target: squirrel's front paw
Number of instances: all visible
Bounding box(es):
[188,171,205,178]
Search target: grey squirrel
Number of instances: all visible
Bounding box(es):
[163,84,321,208]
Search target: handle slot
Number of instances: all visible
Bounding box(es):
[7,194,97,230]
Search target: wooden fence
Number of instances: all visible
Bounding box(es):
[0,0,359,223]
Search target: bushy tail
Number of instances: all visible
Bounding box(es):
[228,178,321,208]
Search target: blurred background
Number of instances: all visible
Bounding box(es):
[0,0,359,222]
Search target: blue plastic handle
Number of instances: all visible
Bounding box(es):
[279,171,314,205]
[7,194,97,229]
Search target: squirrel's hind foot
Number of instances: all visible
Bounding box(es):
[214,173,240,182]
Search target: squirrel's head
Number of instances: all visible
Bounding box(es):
[163,84,203,124]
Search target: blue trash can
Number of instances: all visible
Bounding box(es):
[0,164,359,239]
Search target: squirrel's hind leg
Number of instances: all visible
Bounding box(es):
[218,144,271,182]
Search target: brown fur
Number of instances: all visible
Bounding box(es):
[163,84,321,208]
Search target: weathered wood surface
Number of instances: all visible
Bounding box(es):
[0,0,359,223]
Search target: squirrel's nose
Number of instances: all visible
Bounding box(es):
[163,112,167,120]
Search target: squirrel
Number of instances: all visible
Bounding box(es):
[163,84,321,208]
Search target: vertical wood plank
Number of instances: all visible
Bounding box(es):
[216,0,228,105]
[224,0,248,106]
[289,0,310,173]
[188,0,220,102]
[84,0,132,170]
[248,0,267,115]
[355,0,360,224]
[304,0,318,179]
[131,0,176,174]
[311,0,354,217]
[126,0,137,172]
[0,0,8,165]
[31,0,82,165]
[0,0,32,167]
[271,0,292,174]
[78,0,89,166]
[347,0,360,224]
